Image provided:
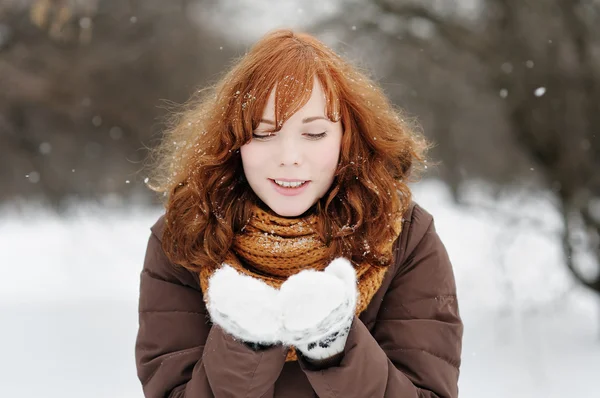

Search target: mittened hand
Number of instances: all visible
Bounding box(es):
[206,264,282,345]
[206,258,358,360]
[279,258,358,359]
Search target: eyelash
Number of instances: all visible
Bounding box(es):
[252,132,327,140]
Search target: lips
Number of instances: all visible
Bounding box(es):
[269,179,311,196]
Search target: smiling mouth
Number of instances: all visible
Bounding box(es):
[270,179,310,188]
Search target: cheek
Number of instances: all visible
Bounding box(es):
[310,141,340,173]
[240,144,263,171]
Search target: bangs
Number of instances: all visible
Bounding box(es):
[230,35,342,137]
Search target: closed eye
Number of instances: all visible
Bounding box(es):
[251,132,328,140]
[305,132,327,140]
[252,132,276,140]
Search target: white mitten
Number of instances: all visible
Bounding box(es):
[206,264,282,345]
[279,258,358,360]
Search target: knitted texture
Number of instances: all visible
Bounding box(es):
[199,204,404,361]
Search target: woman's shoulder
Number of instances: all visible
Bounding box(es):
[394,201,436,265]
[403,201,434,238]
[149,213,167,242]
[145,213,202,290]
[402,201,433,236]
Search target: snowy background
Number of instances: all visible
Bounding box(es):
[2,0,599,397]
[1,179,598,398]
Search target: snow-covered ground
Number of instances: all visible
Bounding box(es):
[1,180,598,397]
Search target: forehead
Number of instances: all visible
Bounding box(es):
[263,77,327,115]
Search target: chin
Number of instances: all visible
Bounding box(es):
[267,201,314,218]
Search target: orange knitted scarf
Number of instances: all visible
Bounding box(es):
[199,204,404,361]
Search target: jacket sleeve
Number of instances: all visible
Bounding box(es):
[298,205,463,398]
[135,226,288,398]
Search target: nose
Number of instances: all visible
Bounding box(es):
[278,135,302,166]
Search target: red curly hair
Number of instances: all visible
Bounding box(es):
[147,29,429,272]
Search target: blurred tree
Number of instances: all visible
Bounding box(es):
[314,0,600,295]
[0,0,237,208]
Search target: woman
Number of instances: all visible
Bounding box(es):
[135,29,463,397]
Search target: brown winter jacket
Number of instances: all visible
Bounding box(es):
[135,203,463,397]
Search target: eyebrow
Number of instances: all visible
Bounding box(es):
[259,116,330,125]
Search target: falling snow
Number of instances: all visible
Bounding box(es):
[534,87,546,97]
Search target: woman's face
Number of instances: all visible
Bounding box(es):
[240,78,343,217]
